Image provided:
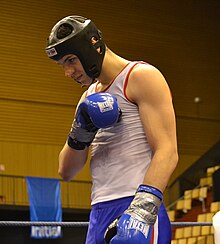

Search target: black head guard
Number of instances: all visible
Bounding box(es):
[46,15,106,78]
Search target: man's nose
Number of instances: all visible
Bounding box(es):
[64,66,74,78]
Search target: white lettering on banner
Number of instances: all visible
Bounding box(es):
[31,226,61,238]
[127,217,150,238]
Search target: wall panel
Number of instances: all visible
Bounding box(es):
[0,0,220,206]
[0,141,91,181]
[0,99,75,144]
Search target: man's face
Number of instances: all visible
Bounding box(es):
[57,54,93,87]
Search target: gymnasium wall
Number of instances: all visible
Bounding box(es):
[0,0,220,206]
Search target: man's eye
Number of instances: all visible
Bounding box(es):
[68,58,77,63]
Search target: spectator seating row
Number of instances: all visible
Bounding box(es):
[169,165,220,244]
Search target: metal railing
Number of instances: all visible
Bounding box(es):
[0,174,92,209]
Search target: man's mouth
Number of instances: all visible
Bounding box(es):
[72,75,82,83]
[72,75,82,82]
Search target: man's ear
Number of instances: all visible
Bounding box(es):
[91,37,101,53]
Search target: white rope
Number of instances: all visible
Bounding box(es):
[0,221,89,227]
[0,221,212,227]
[171,221,212,227]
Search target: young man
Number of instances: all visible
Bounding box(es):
[46,15,178,244]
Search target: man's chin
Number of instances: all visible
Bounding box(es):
[80,79,95,87]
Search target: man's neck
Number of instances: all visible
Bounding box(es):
[97,49,130,85]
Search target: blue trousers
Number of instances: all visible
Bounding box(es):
[85,196,172,244]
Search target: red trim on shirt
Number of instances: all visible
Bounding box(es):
[95,62,131,93]
[124,61,146,103]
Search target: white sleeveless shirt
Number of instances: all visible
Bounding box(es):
[86,61,152,205]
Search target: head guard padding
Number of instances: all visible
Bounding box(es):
[46,16,106,78]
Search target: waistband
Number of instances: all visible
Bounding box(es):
[91,196,134,210]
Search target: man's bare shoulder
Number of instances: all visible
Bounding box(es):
[127,63,170,103]
[131,63,164,81]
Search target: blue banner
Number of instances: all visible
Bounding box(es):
[26,176,62,239]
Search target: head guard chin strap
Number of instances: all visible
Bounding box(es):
[45,15,106,79]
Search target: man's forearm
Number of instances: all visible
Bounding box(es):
[143,149,178,192]
[58,143,89,181]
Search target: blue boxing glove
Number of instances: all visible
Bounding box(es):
[104,185,162,244]
[68,92,121,150]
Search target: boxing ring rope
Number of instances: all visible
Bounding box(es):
[0,221,213,227]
